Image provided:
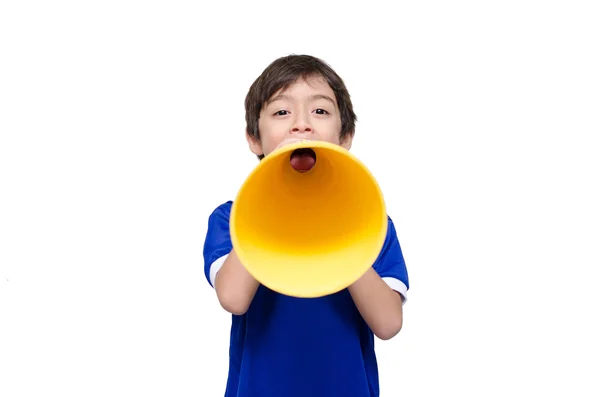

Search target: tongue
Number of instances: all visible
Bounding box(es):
[290,148,316,172]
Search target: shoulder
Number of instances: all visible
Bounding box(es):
[384,214,401,242]
[380,213,407,256]
[204,200,234,243]
[209,200,233,218]
[206,200,233,227]
[203,201,235,286]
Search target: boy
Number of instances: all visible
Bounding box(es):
[203,54,410,397]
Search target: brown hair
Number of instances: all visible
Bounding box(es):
[245,54,357,160]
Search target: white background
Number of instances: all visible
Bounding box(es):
[1,1,599,396]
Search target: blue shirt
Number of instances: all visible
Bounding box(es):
[203,201,409,397]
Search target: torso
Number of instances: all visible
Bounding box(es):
[224,285,380,397]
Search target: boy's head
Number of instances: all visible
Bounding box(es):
[245,54,357,160]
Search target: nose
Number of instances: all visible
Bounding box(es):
[289,114,313,135]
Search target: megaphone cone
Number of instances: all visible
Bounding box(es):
[230,140,387,298]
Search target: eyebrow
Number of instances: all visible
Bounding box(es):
[266,94,336,106]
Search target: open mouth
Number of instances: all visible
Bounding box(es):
[290,148,316,173]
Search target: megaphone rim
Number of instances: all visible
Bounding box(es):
[230,140,388,298]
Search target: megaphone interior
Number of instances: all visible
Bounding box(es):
[230,140,387,298]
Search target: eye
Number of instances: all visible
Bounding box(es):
[274,110,289,116]
[314,108,329,115]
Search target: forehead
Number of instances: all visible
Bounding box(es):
[268,75,335,102]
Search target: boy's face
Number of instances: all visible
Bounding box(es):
[247,75,352,158]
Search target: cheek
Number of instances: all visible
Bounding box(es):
[260,130,287,152]
[325,135,342,145]
[258,120,282,142]
[318,120,343,142]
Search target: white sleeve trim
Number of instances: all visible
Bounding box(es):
[209,254,228,288]
[382,277,408,305]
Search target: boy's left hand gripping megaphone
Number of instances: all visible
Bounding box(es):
[230,140,388,298]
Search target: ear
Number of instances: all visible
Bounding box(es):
[340,131,354,150]
[246,131,264,156]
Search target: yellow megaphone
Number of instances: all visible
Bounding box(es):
[230,140,387,298]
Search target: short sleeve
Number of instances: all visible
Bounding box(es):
[372,216,410,304]
[202,201,233,288]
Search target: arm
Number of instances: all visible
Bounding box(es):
[348,268,403,340]
[214,249,259,315]
[203,202,259,316]
[349,216,409,340]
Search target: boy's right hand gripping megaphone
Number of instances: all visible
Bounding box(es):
[230,140,388,298]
